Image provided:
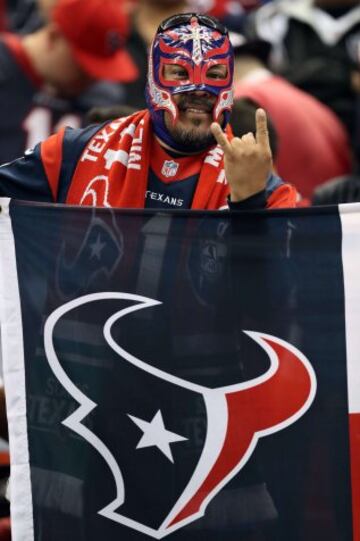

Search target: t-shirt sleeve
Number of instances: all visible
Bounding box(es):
[225,174,298,211]
[0,128,66,202]
[265,174,298,208]
[0,124,100,203]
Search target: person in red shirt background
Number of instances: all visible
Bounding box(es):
[232,31,352,201]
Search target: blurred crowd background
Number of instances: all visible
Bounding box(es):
[0,0,359,205]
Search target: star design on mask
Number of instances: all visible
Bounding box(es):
[128,410,188,463]
[89,234,106,260]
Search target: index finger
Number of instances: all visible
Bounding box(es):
[255,108,271,149]
[211,122,232,153]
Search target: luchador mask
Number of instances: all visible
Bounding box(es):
[145,13,234,149]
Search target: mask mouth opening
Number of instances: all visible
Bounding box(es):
[177,95,215,114]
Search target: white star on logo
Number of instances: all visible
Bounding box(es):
[89,234,106,260]
[128,410,187,463]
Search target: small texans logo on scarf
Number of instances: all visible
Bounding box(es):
[162,160,179,178]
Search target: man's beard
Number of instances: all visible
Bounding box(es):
[167,122,216,152]
[165,94,217,152]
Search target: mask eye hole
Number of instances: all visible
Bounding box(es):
[206,65,228,80]
[163,64,189,81]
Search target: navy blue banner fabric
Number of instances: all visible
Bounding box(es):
[7,202,353,540]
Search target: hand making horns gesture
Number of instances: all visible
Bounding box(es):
[211,108,273,203]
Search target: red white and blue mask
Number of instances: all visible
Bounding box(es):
[145,13,234,150]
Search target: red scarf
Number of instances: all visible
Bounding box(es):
[66,110,230,210]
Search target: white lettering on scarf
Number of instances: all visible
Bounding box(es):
[104,150,129,170]
[216,169,227,184]
[128,125,144,171]
[204,145,224,168]
[101,121,145,171]
[81,121,124,164]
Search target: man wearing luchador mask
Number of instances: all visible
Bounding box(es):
[0,13,296,209]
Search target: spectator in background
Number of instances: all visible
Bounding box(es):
[232,30,352,201]
[246,0,360,151]
[0,518,9,541]
[2,0,41,33]
[0,0,5,31]
[313,58,360,205]
[0,0,137,164]
[189,0,273,20]
[312,169,360,204]
[122,0,189,109]
[189,0,274,32]
[86,103,137,125]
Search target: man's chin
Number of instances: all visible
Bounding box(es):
[164,116,212,149]
[169,125,215,151]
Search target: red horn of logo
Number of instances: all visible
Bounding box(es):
[169,332,315,527]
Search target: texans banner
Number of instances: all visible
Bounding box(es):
[0,198,359,541]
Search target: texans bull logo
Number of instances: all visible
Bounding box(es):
[55,211,123,299]
[44,293,317,539]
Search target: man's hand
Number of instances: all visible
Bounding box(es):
[211,108,273,202]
